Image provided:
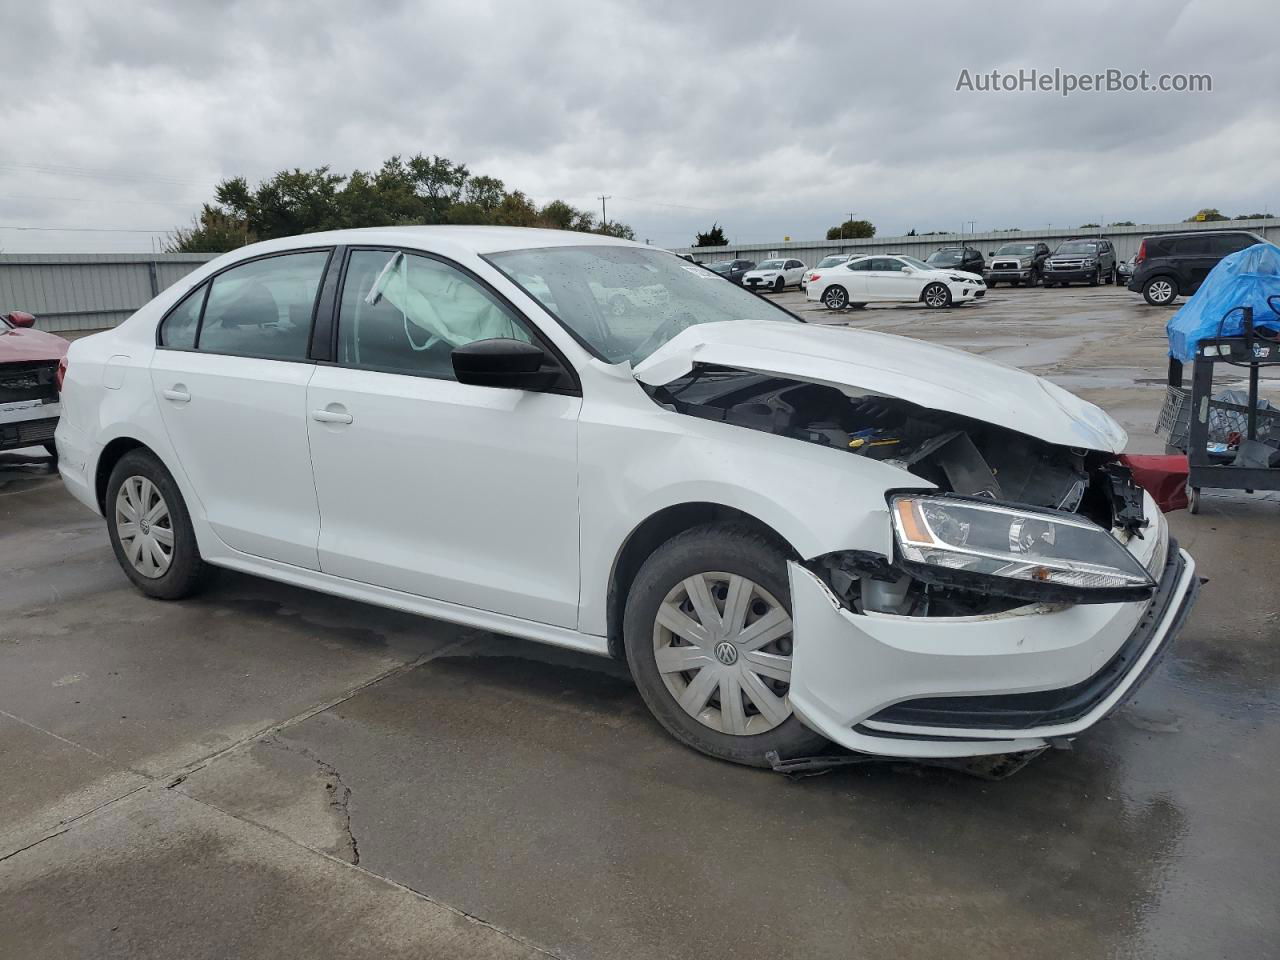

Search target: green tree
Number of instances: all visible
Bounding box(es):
[693,223,727,247]
[1079,223,1100,228]
[1234,212,1268,220]
[1185,208,1228,222]
[826,219,875,240]
[168,153,635,252]
[1108,220,1136,226]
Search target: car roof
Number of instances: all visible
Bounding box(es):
[208,225,645,263]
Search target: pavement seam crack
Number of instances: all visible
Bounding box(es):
[173,791,568,960]
[161,632,480,783]
[261,735,360,865]
[0,827,70,864]
[0,707,112,762]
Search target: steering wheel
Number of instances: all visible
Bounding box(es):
[629,311,699,365]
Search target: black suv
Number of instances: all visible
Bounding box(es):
[1043,238,1117,286]
[983,241,1051,287]
[1128,230,1266,306]
[925,246,985,275]
[704,259,755,285]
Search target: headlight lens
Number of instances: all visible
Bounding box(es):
[890,494,1156,603]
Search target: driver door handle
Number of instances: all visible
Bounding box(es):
[162,386,191,403]
[311,407,353,425]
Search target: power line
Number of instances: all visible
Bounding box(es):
[0,194,202,206]
[0,224,172,233]
[0,160,210,188]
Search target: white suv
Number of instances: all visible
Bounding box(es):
[56,226,1198,770]
[741,258,806,292]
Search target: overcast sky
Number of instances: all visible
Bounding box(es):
[1,0,1276,253]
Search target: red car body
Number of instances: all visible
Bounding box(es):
[1,311,69,454]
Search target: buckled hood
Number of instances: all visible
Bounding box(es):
[632,319,1127,453]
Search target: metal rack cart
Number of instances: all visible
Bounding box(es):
[1158,305,1280,513]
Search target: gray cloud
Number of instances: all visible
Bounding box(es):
[1,0,1276,252]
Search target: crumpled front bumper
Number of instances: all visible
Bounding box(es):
[786,534,1199,759]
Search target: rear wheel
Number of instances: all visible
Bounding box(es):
[624,523,828,767]
[922,282,952,308]
[822,285,849,309]
[106,449,210,600]
[1143,275,1179,306]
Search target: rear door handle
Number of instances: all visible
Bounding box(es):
[162,386,191,403]
[311,406,353,425]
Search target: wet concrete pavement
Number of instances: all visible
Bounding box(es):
[3,285,1278,959]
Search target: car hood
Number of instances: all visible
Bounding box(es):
[632,319,1127,452]
[990,255,1032,264]
[0,326,70,363]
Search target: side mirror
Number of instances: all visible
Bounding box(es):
[6,310,36,328]
[987,251,994,257]
[900,266,912,274]
[452,338,563,391]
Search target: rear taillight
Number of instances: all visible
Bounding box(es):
[1135,240,1147,265]
[809,273,820,282]
[55,355,68,392]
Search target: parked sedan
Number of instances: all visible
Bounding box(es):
[705,259,755,285]
[806,254,986,309]
[742,258,807,292]
[57,226,1197,771]
[1,310,69,455]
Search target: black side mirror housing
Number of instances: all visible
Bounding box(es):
[452,338,563,391]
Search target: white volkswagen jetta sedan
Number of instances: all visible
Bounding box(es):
[807,254,985,309]
[56,227,1197,770]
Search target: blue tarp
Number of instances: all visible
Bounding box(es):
[1167,242,1280,362]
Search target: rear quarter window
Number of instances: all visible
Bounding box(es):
[158,284,207,349]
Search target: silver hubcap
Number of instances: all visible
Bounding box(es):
[115,476,174,578]
[1151,280,1172,302]
[653,572,794,736]
[824,288,846,308]
[925,285,947,306]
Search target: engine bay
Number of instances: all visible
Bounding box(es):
[647,366,1147,618]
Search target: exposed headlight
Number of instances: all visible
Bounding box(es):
[890,494,1155,603]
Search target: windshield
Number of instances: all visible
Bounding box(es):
[1056,241,1100,255]
[756,260,785,270]
[706,262,733,274]
[488,245,799,365]
[898,256,931,270]
[996,243,1036,256]
[926,250,963,265]
[816,256,847,268]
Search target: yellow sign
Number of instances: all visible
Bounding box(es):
[784,236,791,242]
[1195,213,1207,221]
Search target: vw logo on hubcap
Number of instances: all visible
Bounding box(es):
[139,519,151,534]
[714,640,738,666]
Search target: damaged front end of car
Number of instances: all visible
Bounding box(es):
[644,364,1157,618]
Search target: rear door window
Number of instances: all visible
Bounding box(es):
[198,251,330,360]
[1172,236,1210,255]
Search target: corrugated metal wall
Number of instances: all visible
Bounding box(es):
[670,218,1280,268]
[0,253,216,333]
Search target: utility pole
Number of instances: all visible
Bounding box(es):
[598,195,611,229]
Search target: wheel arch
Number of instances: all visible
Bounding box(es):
[95,436,150,513]
[604,502,798,659]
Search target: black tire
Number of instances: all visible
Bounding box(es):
[987,280,998,288]
[1088,268,1100,286]
[1143,275,1179,306]
[43,441,58,459]
[1011,280,1022,287]
[623,522,828,767]
[105,449,210,600]
[1026,271,1040,288]
[849,302,867,310]
[1043,281,1056,288]
[922,282,952,308]
[822,284,849,309]
[773,276,784,293]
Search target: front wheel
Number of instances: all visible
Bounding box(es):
[624,523,828,767]
[922,282,952,308]
[1089,268,1101,286]
[822,285,849,309]
[106,449,210,600]
[987,280,998,288]
[773,276,784,293]
[1043,281,1056,288]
